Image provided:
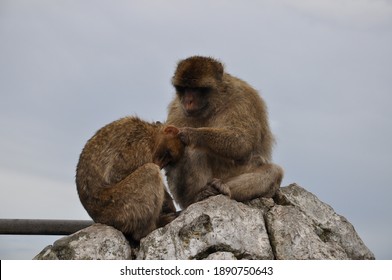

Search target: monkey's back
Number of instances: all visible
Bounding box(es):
[76,116,159,197]
[223,73,275,159]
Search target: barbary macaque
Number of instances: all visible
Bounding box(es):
[76,116,184,240]
[165,56,284,209]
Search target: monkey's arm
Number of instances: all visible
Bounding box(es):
[179,126,254,161]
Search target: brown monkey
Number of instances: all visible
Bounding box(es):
[165,56,284,209]
[76,116,183,241]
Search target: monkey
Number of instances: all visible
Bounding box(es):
[76,116,184,241]
[164,56,284,209]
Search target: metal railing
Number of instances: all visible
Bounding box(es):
[0,219,94,235]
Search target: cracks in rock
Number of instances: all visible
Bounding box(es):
[178,214,212,246]
[262,206,277,260]
[315,226,333,243]
[256,188,295,260]
[193,244,251,260]
[272,189,293,206]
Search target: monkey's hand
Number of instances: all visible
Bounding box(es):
[195,178,231,202]
[178,127,195,146]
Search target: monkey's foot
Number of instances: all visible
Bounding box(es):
[264,176,283,198]
[195,178,231,202]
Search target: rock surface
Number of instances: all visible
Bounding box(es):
[138,194,273,260]
[266,185,374,259]
[33,223,133,260]
[34,183,375,260]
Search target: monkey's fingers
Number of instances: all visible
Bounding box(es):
[208,178,231,197]
[194,188,218,202]
[195,179,231,202]
[178,127,193,145]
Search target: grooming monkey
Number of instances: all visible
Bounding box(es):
[165,56,284,209]
[76,116,183,241]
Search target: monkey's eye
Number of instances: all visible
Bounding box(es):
[175,86,185,94]
[198,87,211,95]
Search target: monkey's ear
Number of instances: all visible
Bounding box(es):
[164,125,179,136]
[214,60,224,80]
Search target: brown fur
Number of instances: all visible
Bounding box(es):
[76,116,183,240]
[166,56,284,209]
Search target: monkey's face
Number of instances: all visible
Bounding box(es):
[176,87,211,118]
[172,56,224,118]
[153,126,185,169]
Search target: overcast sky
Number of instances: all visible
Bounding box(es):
[0,0,391,259]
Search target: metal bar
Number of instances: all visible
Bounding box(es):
[0,219,94,235]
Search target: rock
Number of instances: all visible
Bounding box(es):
[33,223,133,260]
[266,205,348,259]
[137,195,273,260]
[267,184,375,260]
[34,183,375,260]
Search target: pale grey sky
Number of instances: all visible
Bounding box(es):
[1,0,391,259]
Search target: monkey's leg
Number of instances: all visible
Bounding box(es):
[224,163,284,201]
[157,190,178,227]
[99,163,165,241]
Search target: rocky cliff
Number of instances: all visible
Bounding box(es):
[34,183,375,260]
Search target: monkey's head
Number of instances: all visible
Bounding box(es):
[172,56,224,118]
[153,126,185,169]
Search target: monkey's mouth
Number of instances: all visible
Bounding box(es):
[183,105,208,118]
[184,109,199,117]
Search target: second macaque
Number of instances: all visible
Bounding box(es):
[165,56,284,209]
